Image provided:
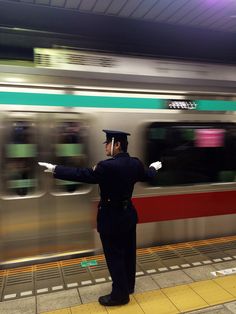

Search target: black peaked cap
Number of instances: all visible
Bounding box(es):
[103,129,130,143]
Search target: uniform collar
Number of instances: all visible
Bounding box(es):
[113,152,129,158]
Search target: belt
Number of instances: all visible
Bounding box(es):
[100,198,132,209]
[101,197,131,202]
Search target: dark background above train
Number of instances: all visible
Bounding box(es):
[0,0,236,63]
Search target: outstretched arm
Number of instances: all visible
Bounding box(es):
[38,162,104,184]
[139,161,162,182]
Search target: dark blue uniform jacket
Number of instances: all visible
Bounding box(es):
[54,152,156,234]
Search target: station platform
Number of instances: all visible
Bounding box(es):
[1,235,236,313]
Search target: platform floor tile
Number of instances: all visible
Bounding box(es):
[151,269,193,288]
[187,304,233,313]
[0,296,36,314]
[41,309,71,314]
[162,284,208,312]
[224,300,236,313]
[214,274,236,297]
[37,289,81,313]
[134,290,179,314]
[134,275,160,293]
[189,280,235,305]
[183,265,217,281]
[213,261,236,270]
[71,302,107,313]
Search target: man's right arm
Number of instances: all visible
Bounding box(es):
[38,161,105,184]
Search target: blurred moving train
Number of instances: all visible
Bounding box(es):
[0,48,236,266]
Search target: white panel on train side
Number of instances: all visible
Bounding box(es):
[34,48,236,84]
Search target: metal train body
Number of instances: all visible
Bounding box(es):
[0,49,236,266]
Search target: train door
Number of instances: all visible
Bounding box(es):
[40,112,94,256]
[0,111,94,264]
[0,112,42,262]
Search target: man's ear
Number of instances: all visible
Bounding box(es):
[115,141,121,149]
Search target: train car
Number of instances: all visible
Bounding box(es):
[0,48,236,267]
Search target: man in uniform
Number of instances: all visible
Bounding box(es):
[39,129,162,306]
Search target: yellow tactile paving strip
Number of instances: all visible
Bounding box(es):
[162,285,208,312]
[214,274,236,297]
[135,290,179,314]
[189,280,235,305]
[40,274,236,314]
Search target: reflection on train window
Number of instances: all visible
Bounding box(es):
[54,121,88,193]
[4,120,37,196]
[146,123,236,186]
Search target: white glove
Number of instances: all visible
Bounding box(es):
[149,161,162,171]
[38,162,56,173]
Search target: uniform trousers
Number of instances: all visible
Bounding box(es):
[99,225,136,300]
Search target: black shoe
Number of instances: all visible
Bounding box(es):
[129,289,134,294]
[98,294,130,306]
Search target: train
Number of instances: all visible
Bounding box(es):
[0,48,236,267]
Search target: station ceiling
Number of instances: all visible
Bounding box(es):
[0,0,236,63]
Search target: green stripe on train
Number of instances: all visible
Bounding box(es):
[197,100,236,111]
[0,92,164,109]
[1,92,236,110]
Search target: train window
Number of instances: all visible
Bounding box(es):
[3,120,38,196]
[54,120,88,193]
[146,122,236,186]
